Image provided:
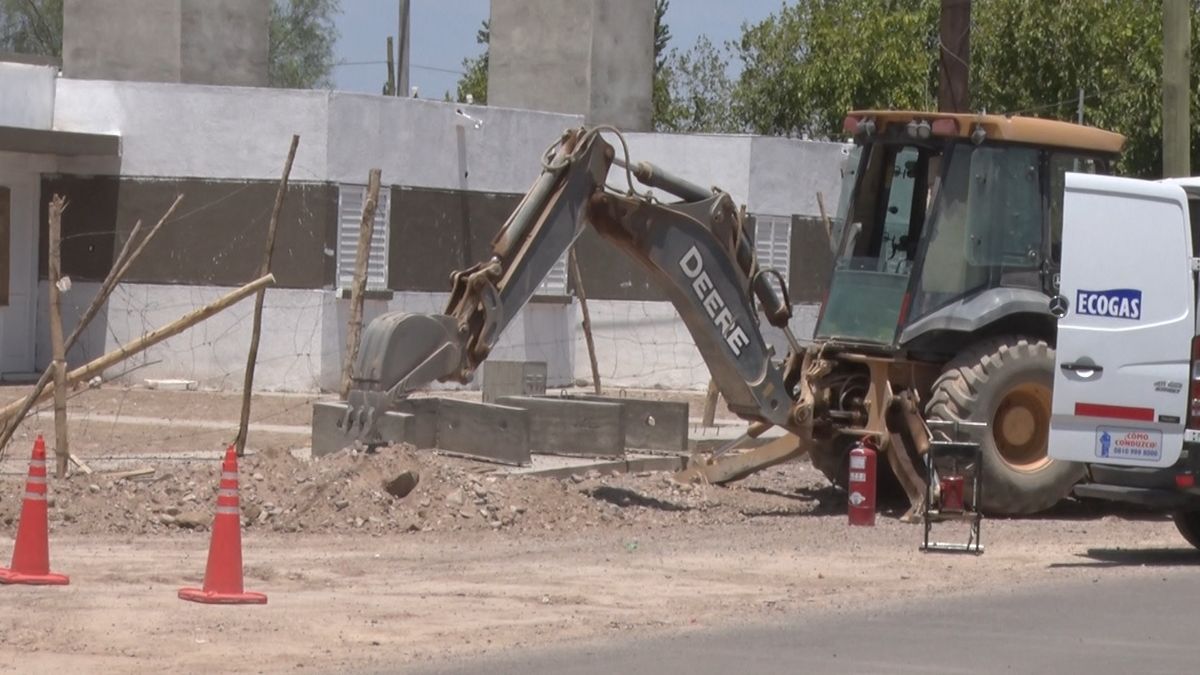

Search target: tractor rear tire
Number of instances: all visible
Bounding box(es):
[926,336,1084,516]
[1173,510,1200,550]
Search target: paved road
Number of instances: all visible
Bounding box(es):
[412,558,1199,675]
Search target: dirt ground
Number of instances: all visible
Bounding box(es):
[0,386,1196,673]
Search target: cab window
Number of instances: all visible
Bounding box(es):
[1048,153,1103,262]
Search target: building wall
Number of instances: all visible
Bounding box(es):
[53,79,331,180]
[36,283,577,391]
[18,77,848,392]
[577,299,822,390]
[37,281,330,391]
[38,176,339,288]
[0,152,54,375]
[0,63,56,130]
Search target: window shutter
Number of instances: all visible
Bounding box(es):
[753,214,792,281]
[337,184,390,290]
[535,252,569,296]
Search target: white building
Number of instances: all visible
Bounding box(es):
[0,59,848,393]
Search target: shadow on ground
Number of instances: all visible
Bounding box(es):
[587,486,692,512]
[1048,546,1200,569]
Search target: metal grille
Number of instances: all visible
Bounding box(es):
[753,214,792,281]
[337,184,390,290]
[536,252,569,296]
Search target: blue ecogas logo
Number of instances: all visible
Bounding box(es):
[1076,288,1142,320]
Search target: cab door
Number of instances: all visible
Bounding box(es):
[1048,173,1193,468]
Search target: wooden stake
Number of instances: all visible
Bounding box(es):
[816,191,832,242]
[341,169,383,399]
[570,249,601,395]
[0,274,275,424]
[105,467,155,480]
[235,135,300,457]
[0,195,182,459]
[701,378,720,428]
[69,454,93,475]
[47,195,69,478]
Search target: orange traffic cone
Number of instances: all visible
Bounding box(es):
[178,445,266,604]
[0,435,69,585]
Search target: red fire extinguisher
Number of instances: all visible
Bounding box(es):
[847,437,877,526]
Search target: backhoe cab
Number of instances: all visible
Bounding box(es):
[805,111,1125,514]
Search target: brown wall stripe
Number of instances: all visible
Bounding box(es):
[37,176,825,304]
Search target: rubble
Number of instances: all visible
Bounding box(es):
[0,444,836,537]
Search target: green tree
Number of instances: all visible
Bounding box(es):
[655,35,737,133]
[970,0,1200,177]
[268,0,341,89]
[728,0,1200,176]
[0,0,62,57]
[651,0,673,128]
[730,0,939,139]
[455,20,489,104]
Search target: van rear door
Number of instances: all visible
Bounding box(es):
[1048,174,1193,468]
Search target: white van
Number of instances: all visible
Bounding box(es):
[1049,172,1200,549]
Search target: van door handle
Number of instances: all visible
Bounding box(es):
[1061,362,1103,373]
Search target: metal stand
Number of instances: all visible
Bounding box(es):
[921,421,984,555]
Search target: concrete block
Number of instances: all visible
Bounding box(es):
[311,401,347,457]
[435,398,531,466]
[481,361,547,403]
[497,396,625,458]
[577,395,688,452]
[310,401,413,457]
[392,398,441,448]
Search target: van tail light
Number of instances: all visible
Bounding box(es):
[1189,336,1200,428]
[1177,473,1196,489]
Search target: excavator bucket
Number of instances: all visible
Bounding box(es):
[324,312,465,450]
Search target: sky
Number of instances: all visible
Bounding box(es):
[331,0,786,99]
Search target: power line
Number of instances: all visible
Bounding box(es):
[1001,82,1142,117]
[331,60,464,76]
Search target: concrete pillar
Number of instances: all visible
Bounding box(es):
[63,0,183,83]
[180,0,270,87]
[63,0,268,87]
[487,0,654,131]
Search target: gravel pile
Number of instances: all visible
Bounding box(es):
[0,444,839,537]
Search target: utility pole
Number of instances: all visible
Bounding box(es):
[397,0,411,97]
[385,36,396,95]
[1162,0,1190,178]
[937,0,971,113]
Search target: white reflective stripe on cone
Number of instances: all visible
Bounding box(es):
[218,489,238,498]
[26,476,47,484]
[216,506,240,515]
[221,472,238,480]
[24,492,46,501]
[30,460,46,468]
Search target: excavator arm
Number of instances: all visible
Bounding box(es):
[335,126,816,477]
